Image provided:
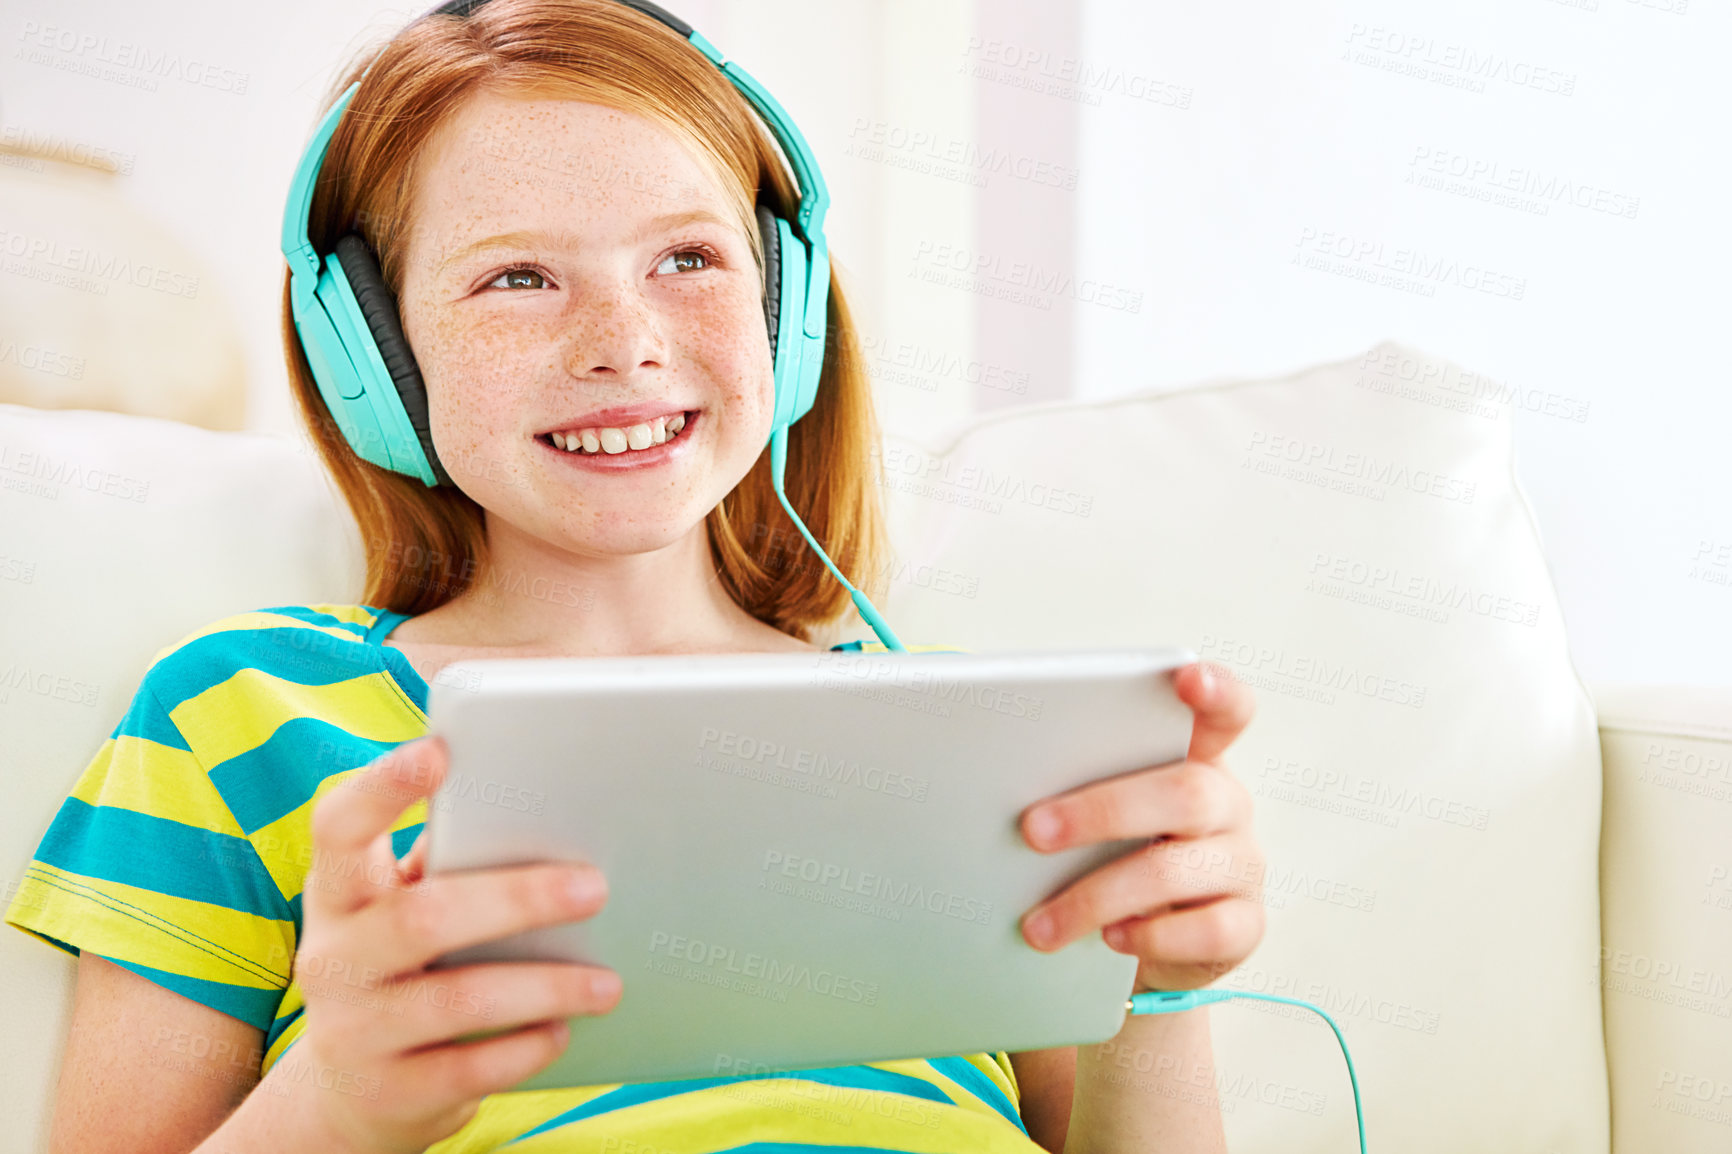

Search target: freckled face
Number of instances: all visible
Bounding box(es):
[396,90,774,555]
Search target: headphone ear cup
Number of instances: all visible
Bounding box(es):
[755,203,782,372]
[332,233,454,487]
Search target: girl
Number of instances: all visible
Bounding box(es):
[5,2,1265,1151]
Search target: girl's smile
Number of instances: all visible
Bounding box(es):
[533,407,701,471]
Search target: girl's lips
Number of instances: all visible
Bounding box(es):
[536,404,691,436]
[533,410,699,471]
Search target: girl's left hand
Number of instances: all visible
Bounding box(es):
[1016,662,1265,994]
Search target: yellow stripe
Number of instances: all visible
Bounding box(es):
[249,769,429,902]
[422,1087,618,1154]
[261,995,307,1074]
[8,864,290,988]
[69,735,245,838]
[150,610,364,664]
[500,1065,1037,1153]
[991,1049,1021,1104]
[308,603,383,629]
[962,1051,1020,1109]
[172,667,428,769]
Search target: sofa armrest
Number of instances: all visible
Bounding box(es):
[1592,683,1732,1153]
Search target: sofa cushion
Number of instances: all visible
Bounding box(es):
[866,341,1608,1153]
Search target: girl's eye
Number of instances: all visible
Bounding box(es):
[656,247,716,276]
[481,246,717,291]
[486,267,549,291]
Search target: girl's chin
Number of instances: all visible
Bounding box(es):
[532,500,713,547]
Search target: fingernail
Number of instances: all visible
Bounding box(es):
[1197,666,1216,695]
[591,971,622,1001]
[568,871,602,907]
[1025,910,1055,948]
[1027,808,1062,848]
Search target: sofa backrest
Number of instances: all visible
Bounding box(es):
[1,403,361,1152]
[1594,684,1732,1153]
[867,341,1607,1152]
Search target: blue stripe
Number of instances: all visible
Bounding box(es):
[360,607,410,643]
[377,647,429,713]
[35,799,293,924]
[101,954,284,1031]
[392,822,424,859]
[265,1003,304,1053]
[146,625,387,713]
[255,604,373,639]
[358,608,429,710]
[210,718,412,835]
[926,1056,1026,1134]
[109,679,192,751]
[508,1066,956,1144]
[18,926,77,956]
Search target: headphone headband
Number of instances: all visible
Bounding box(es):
[283,0,828,290]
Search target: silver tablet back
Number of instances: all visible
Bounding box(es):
[423,646,1196,1090]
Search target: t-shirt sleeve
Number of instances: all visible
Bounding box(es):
[3,666,296,1031]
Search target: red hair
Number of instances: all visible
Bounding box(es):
[282,0,889,640]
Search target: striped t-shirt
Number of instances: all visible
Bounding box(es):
[5,603,1042,1152]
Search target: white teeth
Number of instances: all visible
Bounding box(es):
[545,413,689,455]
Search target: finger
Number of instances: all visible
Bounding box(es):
[1107,897,1265,983]
[381,961,622,1053]
[306,736,448,919]
[400,1017,573,1107]
[344,860,609,978]
[1174,662,1256,765]
[1021,759,1251,853]
[1021,833,1261,953]
[396,829,431,886]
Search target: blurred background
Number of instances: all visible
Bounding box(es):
[1,0,1726,686]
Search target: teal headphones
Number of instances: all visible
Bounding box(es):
[281,0,903,650]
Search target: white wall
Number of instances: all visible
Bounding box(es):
[1068,0,1731,687]
[2,0,1725,686]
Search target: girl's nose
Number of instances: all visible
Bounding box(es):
[562,287,668,379]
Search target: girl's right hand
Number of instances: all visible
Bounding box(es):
[277,734,619,1154]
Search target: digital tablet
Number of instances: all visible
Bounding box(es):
[421,645,1197,1091]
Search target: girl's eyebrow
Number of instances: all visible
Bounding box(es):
[436,209,734,272]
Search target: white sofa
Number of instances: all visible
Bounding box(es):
[3,342,1727,1153]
